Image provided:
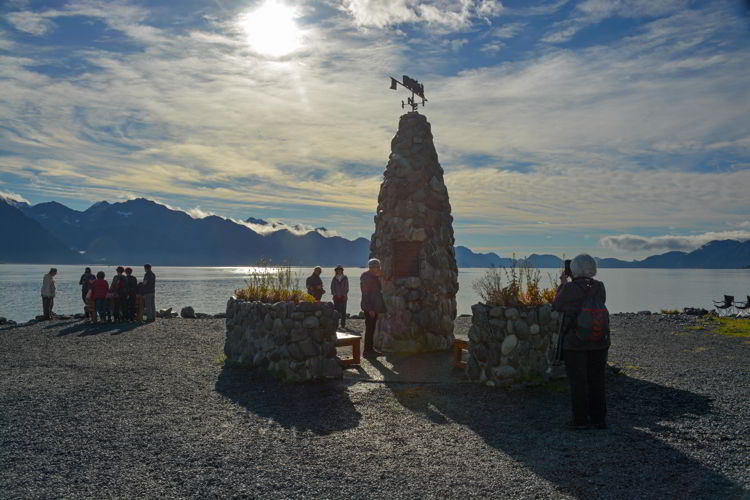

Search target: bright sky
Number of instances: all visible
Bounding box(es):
[1,0,750,259]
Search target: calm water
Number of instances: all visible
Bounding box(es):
[1,264,748,323]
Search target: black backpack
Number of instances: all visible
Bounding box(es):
[575,280,610,344]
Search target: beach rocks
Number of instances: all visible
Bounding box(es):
[180,306,195,318]
[467,303,561,386]
[224,298,342,382]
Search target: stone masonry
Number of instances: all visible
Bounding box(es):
[370,112,458,353]
[224,298,342,382]
[467,303,561,386]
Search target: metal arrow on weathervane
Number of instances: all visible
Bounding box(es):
[389,75,427,112]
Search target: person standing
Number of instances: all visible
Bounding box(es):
[78,267,94,314]
[91,271,110,322]
[141,264,156,322]
[360,258,386,357]
[123,267,138,321]
[306,266,325,302]
[330,265,349,329]
[110,266,126,322]
[41,268,57,320]
[552,254,610,430]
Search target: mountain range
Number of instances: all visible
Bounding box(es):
[1,197,749,268]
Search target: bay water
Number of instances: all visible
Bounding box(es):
[1,264,748,323]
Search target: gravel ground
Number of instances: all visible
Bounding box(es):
[0,313,748,499]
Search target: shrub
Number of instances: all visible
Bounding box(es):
[234,259,315,303]
[473,256,557,307]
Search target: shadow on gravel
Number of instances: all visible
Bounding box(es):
[56,321,142,337]
[376,356,745,498]
[214,364,361,435]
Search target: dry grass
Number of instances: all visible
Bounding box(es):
[234,259,315,304]
[473,256,557,307]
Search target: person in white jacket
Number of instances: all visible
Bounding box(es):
[41,268,57,320]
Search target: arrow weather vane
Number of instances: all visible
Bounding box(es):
[389,75,427,112]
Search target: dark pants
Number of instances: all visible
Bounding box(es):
[123,293,135,321]
[81,290,88,313]
[564,348,608,426]
[334,300,347,328]
[95,298,108,320]
[42,296,54,319]
[364,312,377,352]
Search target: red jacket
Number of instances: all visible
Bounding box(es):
[91,279,110,300]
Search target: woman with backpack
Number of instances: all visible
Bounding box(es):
[110,266,127,322]
[552,254,610,430]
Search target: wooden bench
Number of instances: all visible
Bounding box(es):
[452,338,469,369]
[336,331,361,366]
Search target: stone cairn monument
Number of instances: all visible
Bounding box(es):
[371,76,458,352]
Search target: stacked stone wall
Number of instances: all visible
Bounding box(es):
[371,112,458,353]
[467,303,560,386]
[224,297,342,382]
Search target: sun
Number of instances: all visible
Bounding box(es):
[239,1,301,58]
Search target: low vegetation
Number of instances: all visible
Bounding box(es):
[473,257,557,307]
[660,309,680,315]
[234,260,315,303]
[716,317,750,338]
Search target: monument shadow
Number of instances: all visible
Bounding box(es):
[370,355,745,499]
[215,363,361,436]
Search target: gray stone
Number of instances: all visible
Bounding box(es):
[491,365,517,379]
[299,340,319,358]
[302,316,320,329]
[501,335,518,355]
[530,324,540,335]
[489,307,504,318]
[287,342,305,361]
[180,306,195,318]
[504,308,519,320]
[513,320,530,338]
[291,312,305,320]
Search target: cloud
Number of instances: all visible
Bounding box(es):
[340,0,503,30]
[185,206,216,219]
[5,11,56,35]
[600,231,750,252]
[0,189,30,204]
[542,0,686,43]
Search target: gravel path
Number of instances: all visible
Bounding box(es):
[0,313,747,499]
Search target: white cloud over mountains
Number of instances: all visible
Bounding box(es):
[600,231,750,252]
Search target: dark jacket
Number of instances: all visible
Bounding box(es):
[123,275,138,294]
[360,271,386,314]
[330,275,349,299]
[79,272,94,292]
[142,270,156,294]
[306,274,324,300]
[552,277,609,351]
[111,274,126,294]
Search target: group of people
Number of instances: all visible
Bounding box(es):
[40,265,157,323]
[305,259,385,357]
[42,254,608,430]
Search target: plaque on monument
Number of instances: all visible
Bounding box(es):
[392,241,421,278]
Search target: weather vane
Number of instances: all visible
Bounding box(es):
[389,75,427,112]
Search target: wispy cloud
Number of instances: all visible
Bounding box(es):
[340,0,503,30]
[0,189,30,204]
[600,231,750,252]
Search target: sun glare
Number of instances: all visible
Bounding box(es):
[240,1,301,58]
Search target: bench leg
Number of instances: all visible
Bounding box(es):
[353,340,360,365]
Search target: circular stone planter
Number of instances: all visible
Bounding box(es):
[224,297,342,382]
[466,303,560,386]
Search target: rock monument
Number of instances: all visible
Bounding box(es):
[370,111,458,352]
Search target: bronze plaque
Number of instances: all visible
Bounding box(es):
[393,241,421,278]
